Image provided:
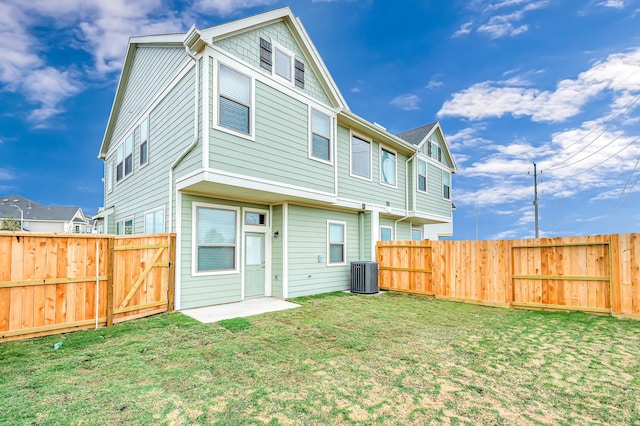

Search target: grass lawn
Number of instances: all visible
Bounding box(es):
[1,292,639,425]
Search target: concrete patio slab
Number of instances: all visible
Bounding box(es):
[181,297,301,323]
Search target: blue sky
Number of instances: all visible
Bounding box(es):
[1,0,639,240]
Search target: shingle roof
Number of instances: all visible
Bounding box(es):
[0,195,83,222]
[395,122,437,146]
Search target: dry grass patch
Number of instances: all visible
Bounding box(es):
[1,292,639,425]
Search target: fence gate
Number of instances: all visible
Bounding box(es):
[511,242,612,314]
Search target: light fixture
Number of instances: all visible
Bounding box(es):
[273,231,279,238]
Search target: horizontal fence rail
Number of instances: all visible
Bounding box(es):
[377,234,640,318]
[0,232,176,342]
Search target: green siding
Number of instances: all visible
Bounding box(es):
[214,21,331,105]
[105,68,196,233]
[414,162,453,218]
[336,125,407,209]
[286,205,360,298]
[179,195,269,309]
[363,212,372,260]
[209,80,335,193]
[111,47,188,145]
[271,205,284,298]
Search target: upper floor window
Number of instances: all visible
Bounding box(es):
[351,135,371,179]
[275,46,292,81]
[428,140,442,162]
[259,38,305,88]
[310,109,331,162]
[417,159,427,193]
[443,171,451,200]
[139,118,149,167]
[116,134,133,182]
[380,148,397,187]
[218,63,251,135]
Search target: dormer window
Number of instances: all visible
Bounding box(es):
[259,38,304,88]
[275,47,292,81]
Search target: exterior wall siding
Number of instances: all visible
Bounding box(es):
[209,80,335,194]
[111,47,188,145]
[105,68,196,233]
[271,205,284,298]
[214,21,331,105]
[336,125,407,210]
[286,204,360,298]
[179,194,269,309]
[414,161,452,218]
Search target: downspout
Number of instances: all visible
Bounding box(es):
[358,210,365,260]
[394,150,420,238]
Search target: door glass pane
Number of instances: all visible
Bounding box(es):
[246,235,263,265]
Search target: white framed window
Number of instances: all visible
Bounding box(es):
[429,140,442,162]
[351,135,371,180]
[443,171,451,200]
[193,203,239,274]
[116,217,134,235]
[144,207,164,234]
[274,45,293,82]
[244,211,266,226]
[218,63,252,136]
[380,226,393,242]
[139,117,149,167]
[106,163,113,193]
[309,108,332,163]
[380,147,397,187]
[411,227,423,241]
[327,220,346,265]
[116,134,133,182]
[417,159,427,193]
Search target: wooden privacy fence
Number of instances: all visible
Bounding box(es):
[0,232,176,342]
[377,234,640,318]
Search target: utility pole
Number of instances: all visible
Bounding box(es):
[533,162,539,238]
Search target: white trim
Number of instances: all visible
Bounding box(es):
[176,168,337,204]
[175,191,182,310]
[379,145,398,189]
[143,205,165,234]
[282,202,289,298]
[202,55,210,168]
[241,207,271,299]
[213,58,256,141]
[308,106,334,165]
[191,202,241,276]
[349,131,373,181]
[327,219,347,266]
[139,116,149,169]
[106,162,113,194]
[380,225,393,241]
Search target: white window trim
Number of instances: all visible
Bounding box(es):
[144,206,165,234]
[271,41,295,85]
[106,163,113,194]
[192,202,241,277]
[139,117,149,169]
[442,170,452,201]
[411,226,423,241]
[243,208,269,227]
[327,220,347,266]
[379,145,398,189]
[350,132,373,181]
[308,106,334,165]
[116,216,135,235]
[213,59,256,142]
[417,157,428,194]
[380,225,393,241]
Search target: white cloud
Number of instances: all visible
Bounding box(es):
[425,79,444,90]
[0,168,15,181]
[438,47,640,122]
[193,0,277,16]
[599,0,626,8]
[390,94,421,111]
[452,21,473,38]
[462,0,550,39]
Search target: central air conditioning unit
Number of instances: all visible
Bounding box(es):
[350,261,379,294]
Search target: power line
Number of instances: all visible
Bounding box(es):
[550,131,625,170]
[563,135,640,179]
[614,156,640,210]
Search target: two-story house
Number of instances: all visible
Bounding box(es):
[96,7,457,310]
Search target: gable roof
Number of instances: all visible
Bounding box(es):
[396,121,458,173]
[0,195,85,222]
[98,7,347,159]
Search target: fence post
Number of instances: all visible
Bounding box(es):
[167,234,176,312]
[106,237,115,327]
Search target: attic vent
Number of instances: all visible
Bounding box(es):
[259,38,272,71]
[294,59,305,89]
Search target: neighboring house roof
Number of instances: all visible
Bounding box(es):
[98,6,348,159]
[396,121,458,173]
[0,194,86,223]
